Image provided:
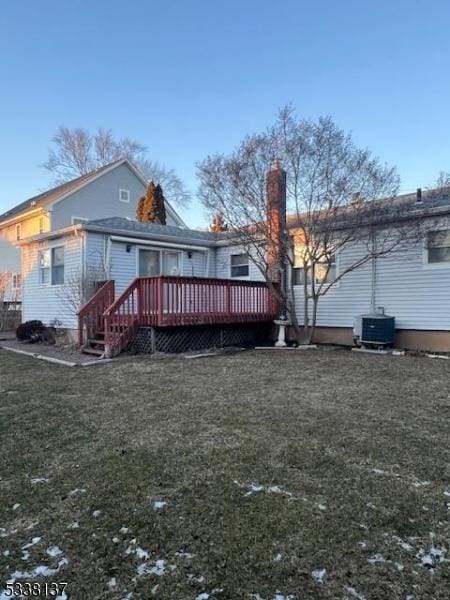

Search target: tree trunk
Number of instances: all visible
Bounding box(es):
[307,295,319,345]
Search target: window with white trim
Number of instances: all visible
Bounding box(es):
[119,189,130,203]
[230,253,249,277]
[38,216,44,234]
[16,224,21,241]
[138,249,181,277]
[427,230,450,264]
[39,246,64,285]
[292,255,336,286]
[12,273,21,289]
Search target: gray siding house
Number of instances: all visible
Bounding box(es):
[11,157,450,353]
[17,198,450,353]
[0,159,186,302]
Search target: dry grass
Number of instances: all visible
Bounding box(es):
[0,348,449,599]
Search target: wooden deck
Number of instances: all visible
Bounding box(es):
[78,276,278,356]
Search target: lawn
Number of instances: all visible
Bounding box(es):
[0,348,449,599]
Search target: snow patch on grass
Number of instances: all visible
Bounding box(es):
[412,480,430,488]
[47,545,63,558]
[137,558,176,577]
[69,488,86,496]
[344,586,366,600]
[10,558,69,580]
[416,546,447,569]
[311,568,326,583]
[22,537,42,550]
[234,481,293,497]
[367,554,386,565]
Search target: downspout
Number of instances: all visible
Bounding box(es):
[105,235,112,279]
[370,230,377,313]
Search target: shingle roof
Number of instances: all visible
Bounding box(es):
[0,160,125,222]
[85,217,218,243]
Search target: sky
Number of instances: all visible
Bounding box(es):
[0,0,449,228]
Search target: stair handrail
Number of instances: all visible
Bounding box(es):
[77,280,115,347]
[103,278,141,357]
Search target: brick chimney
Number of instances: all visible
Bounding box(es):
[266,159,287,283]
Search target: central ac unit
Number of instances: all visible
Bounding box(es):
[353,308,395,347]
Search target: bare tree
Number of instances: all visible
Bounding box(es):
[42,126,190,207]
[57,255,108,318]
[198,106,422,343]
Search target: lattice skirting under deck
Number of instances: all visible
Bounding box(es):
[130,323,272,354]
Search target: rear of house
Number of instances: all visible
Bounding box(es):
[0,159,185,307]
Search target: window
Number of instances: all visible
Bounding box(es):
[427,230,450,264]
[315,255,336,284]
[71,216,88,225]
[162,251,180,275]
[119,189,130,203]
[138,249,181,276]
[230,253,249,277]
[292,255,336,286]
[12,273,21,289]
[39,246,64,285]
[139,249,160,276]
[292,266,311,286]
[38,217,44,234]
[16,224,21,241]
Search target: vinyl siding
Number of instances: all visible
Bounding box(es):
[108,239,211,296]
[21,232,83,329]
[293,217,450,331]
[50,164,181,229]
[214,244,265,281]
[0,214,50,297]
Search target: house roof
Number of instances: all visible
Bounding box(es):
[0,160,126,223]
[0,158,187,229]
[286,188,450,230]
[84,217,218,245]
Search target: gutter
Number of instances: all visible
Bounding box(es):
[109,234,210,252]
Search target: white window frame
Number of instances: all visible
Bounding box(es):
[291,253,339,288]
[71,216,88,225]
[12,273,21,290]
[39,245,65,286]
[136,246,183,277]
[16,223,21,241]
[230,253,250,278]
[423,228,450,269]
[119,189,130,203]
[38,216,44,234]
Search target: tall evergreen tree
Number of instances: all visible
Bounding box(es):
[136,181,166,224]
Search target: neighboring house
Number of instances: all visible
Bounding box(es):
[0,159,186,302]
[12,160,450,354]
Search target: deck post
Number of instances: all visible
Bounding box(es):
[225,281,231,319]
[157,276,164,326]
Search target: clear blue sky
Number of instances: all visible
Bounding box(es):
[0,0,449,227]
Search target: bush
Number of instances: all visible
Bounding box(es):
[16,320,47,343]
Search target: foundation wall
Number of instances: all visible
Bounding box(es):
[307,326,450,353]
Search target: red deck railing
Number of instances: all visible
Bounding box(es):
[77,280,115,347]
[100,276,278,356]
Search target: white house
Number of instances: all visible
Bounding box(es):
[12,161,450,354]
[0,159,186,303]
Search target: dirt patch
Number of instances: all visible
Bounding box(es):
[0,349,449,599]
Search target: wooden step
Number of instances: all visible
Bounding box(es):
[81,347,104,356]
[87,338,105,346]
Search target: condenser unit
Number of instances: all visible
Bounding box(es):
[353,308,395,347]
